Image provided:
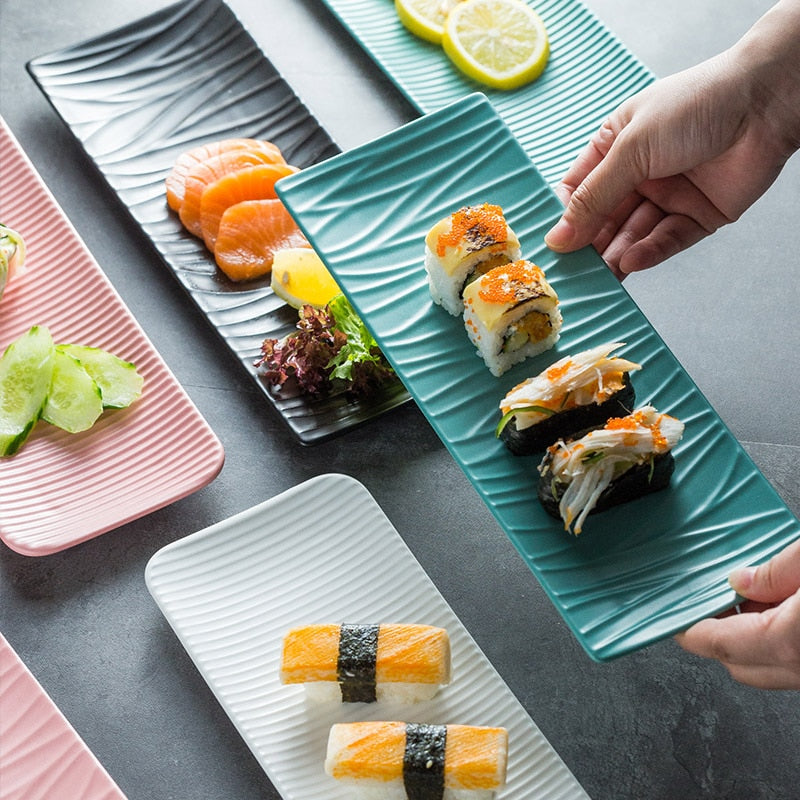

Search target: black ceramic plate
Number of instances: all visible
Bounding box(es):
[27,0,410,444]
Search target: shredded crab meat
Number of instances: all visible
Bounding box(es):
[500,342,641,429]
[545,406,684,535]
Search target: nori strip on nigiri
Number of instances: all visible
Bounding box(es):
[337,623,380,703]
[403,723,447,800]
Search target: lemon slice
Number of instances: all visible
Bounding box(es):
[270,248,341,309]
[442,0,549,90]
[395,0,461,44]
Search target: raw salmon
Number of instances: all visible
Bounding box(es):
[199,162,299,250]
[179,149,287,238]
[165,138,284,212]
[213,199,310,282]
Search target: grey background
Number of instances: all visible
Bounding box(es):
[1,1,798,798]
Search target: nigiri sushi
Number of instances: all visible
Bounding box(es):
[462,259,561,377]
[424,204,522,316]
[537,405,684,535]
[497,342,641,454]
[280,623,451,703]
[0,223,25,302]
[325,721,508,799]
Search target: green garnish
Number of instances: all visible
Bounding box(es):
[326,294,386,382]
[495,404,555,437]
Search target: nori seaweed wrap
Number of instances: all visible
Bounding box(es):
[501,372,636,455]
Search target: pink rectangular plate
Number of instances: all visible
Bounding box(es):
[0,119,224,555]
[0,633,127,799]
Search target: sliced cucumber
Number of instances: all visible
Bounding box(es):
[42,349,104,433]
[0,325,55,456]
[58,344,143,408]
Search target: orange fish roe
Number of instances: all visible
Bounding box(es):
[436,203,507,257]
[605,411,669,451]
[477,260,545,304]
[546,359,573,382]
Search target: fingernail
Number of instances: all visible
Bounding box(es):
[544,217,574,251]
[729,566,755,594]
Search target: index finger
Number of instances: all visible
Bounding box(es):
[546,123,648,253]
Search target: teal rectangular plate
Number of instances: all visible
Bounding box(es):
[276,93,800,661]
[318,0,654,188]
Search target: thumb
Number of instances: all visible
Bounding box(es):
[729,538,800,604]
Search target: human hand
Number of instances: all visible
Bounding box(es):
[675,538,800,690]
[545,1,800,278]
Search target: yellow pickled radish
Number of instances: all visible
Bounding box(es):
[270,248,341,309]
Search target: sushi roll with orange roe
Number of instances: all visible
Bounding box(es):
[424,203,521,316]
[537,405,684,535]
[462,259,561,377]
[280,623,451,703]
[325,721,508,799]
[497,342,641,454]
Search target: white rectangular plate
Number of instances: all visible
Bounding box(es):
[145,473,591,799]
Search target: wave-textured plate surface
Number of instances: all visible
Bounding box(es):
[0,119,224,556]
[0,634,128,800]
[319,0,654,188]
[276,94,800,661]
[26,0,410,444]
[145,473,591,799]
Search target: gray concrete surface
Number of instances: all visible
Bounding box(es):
[1,1,798,798]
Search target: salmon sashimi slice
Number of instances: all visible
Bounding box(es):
[325,722,508,788]
[165,138,285,213]
[199,162,299,250]
[279,624,450,685]
[213,198,310,282]
[178,149,288,238]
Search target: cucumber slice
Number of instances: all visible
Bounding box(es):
[58,344,143,408]
[42,350,104,433]
[0,325,55,456]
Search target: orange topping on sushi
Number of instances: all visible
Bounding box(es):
[545,359,572,382]
[436,203,508,257]
[605,410,670,450]
[477,260,545,304]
